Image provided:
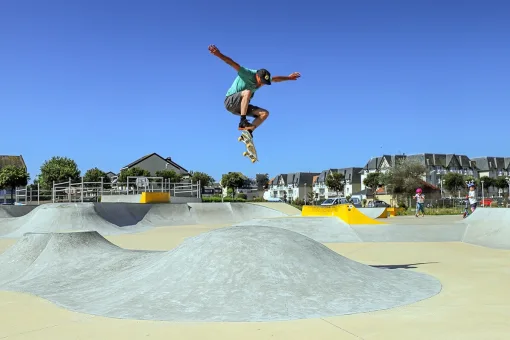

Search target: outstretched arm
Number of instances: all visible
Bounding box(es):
[272,72,301,83]
[208,45,240,71]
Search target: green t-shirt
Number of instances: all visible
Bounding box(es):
[225,66,259,97]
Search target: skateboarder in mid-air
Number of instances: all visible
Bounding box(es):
[208,44,301,137]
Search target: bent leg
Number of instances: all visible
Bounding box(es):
[249,107,270,130]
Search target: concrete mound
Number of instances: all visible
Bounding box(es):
[235,217,363,243]
[0,227,441,322]
[0,203,150,238]
[461,208,510,249]
[0,205,37,218]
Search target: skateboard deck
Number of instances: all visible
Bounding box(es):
[238,131,258,163]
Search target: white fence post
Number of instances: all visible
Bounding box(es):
[52,181,55,203]
[68,178,71,202]
[81,176,84,202]
[37,183,40,205]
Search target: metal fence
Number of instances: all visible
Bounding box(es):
[14,177,202,204]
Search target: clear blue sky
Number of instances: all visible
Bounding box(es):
[2,0,509,183]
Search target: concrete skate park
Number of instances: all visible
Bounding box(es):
[0,201,509,339]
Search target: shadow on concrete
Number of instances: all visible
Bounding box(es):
[371,262,439,270]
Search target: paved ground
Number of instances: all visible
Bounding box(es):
[1,217,509,339]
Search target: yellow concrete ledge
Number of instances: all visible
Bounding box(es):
[302,204,386,225]
[140,192,170,204]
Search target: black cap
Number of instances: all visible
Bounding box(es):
[256,69,271,85]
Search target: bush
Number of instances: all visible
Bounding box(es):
[237,193,247,200]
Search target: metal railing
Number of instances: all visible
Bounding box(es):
[15,177,202,204]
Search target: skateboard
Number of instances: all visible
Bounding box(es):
[238,130,258,163]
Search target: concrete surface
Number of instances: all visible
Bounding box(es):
[0,227,441,322]
[0,202,288,238]
[0,203,509,338]
[0,228,509,339]
[235,217,363,243]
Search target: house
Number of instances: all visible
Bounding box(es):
[120,153,190,178]
[359,155,406,191]
[471,156,510,195]
[471,157,510,178]
[360,153,478,196]
[313,167,363,199]
[267,172,319,202]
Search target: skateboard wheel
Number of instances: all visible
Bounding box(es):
[243,152,248,156]
[238,137,243,142]
[251,159,256,163]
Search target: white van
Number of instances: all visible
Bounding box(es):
[321,197,348,206]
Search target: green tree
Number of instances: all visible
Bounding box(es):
[325,171,345,196]
[155,169,183,183]
[191,171,215,191]
[83,167,111,188]
[220,172,247,198]
[256,173,269,190]
[118,167,151,184]
[442,172,465,195]
[0,165,30,201]
[380,158,426,198]
[306,188,316,204]
[494,177,508,196]
[39,156,81,189]
[363,172,382,196]
[479,176,494,196]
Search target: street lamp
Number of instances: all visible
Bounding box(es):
[304,183,307,205]
[481,180,485,207]
[436,169,445,198]
[506,176,510,200]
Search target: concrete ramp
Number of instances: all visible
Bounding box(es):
[0,227,441,322]
[0,205,37,218]
[461,208,510,249]
[248,202,302,216]
[302,204,387,225]
[235,216,362,243]
[136,203,197,226]
[0,203,150,238]
[0,202,294,238]
[358,207,388,219]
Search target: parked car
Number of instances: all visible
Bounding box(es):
[349,197,362,208]
[368,200,390,208]
[321,197,348,206]
[479,198,493,207]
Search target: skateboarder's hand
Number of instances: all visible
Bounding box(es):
[208,45,221,56]
[288,72,301,80]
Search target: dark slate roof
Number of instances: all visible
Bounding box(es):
[290,172,319,186]
[317,168,363,183]
[471,157,509,171]
[122,152,189,173]
[361,155,406,172]
[363,153,476,171]
[0,155,26,171]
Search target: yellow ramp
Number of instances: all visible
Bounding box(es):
[302,204,386,225]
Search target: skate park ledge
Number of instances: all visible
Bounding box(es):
[302,204,387,224]
[101,192,170,204]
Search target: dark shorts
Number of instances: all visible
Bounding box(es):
[224,92,265,117]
